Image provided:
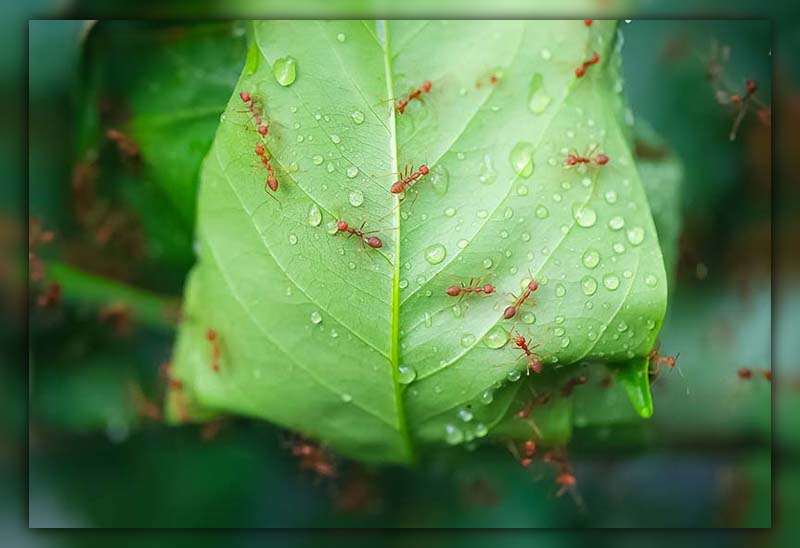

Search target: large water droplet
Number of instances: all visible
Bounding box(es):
[307,204,322,226]
[507,369,522,382]
[348,189,364,207]
[310,310,322,324]
[482,258,493,269]
[445,424,464,445]
[581,275,598,296]
[521,311,536,324]
[480,390,494,405]
[510,142,535,178]
[582,249,600,269]
[484,326,508,349]
[398,365,416,384]
[458,408,474,422]
[603,274,621,290]
[272,56,297,86]
[573,204,597,227]
[424,243,447,265]
[474,423,488,437]
[460,333,476,347]
[560,336,571,348]
[345,166,359,178]
[626,226,645,246]
[479,155,497,185]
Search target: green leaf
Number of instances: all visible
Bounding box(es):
[169,20,668,464]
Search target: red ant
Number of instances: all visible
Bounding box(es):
[738,368,771,382]
[254,143,280,192]
[517,392,552,419]
[389,163,430,195]
[648,347,680,382]
[564,144,609,168]
[239,90,271,136]
[334,220,383,249]
[162,364,189,424]
[446,278,495,300]
[206,328,221,372]
[503,278,539,320]
[507,439,537,467]
[475,69,502,89]
[287,438,337,479]
[574,51,600,77]
[584,20,593,27]
[396,80,432,114]
[561,374,588,397]
[543,451,582,504]
[511,332,543,374]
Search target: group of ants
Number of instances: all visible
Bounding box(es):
[31,19,773,506]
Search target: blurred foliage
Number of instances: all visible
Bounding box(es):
[20,13,786,536]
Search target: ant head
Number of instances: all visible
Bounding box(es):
[523,440,536,453]
[565,154,578,166]
[595,153,609,166]
[589,52,600,64]
[239,91,251,103]
[527,279,539,292]
[421,80,432,92]
[255,144,265,156]
[206,328,217,341]
[419,164,430,175]
[575,66,586,78]
[483,284,495,294]
[336,220,349,232]
[366,236,383,249]
[446,285,461,297]
[257,125,269,136]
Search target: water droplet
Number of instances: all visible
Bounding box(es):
[507,369,522,382]
[572,204,597,227]
[458,408,474,422]
[399,279,409,289]
[348,189,364,207]
[482,258,493,269]
[424,311,432,327]
[480,390,494,405]
[330,328,339,338]
[603,274,620,290]
[528,73,551,114]
[613,242,626,254]
[645,273,658,287]
[608,216,625,230]
[351,110,364,124]
[288,234,298,245]
[443,207,456,218]
[560,336,571,348]
[272,56,297,86]
[555,283,566,297]
[626,226,645,246]
[310,311,322,324]
[312,154,323,165]
[451,304,462,318]
[474,423,488,437]
[554,326,566,336]
[540,48,552,60]
[510,142,535,178]
[623,269,633,279]
[521,232,531,242]
[604,190,618,204]
[553,193,563,202]
[296,135,304,143]
[457,239,468,249]
[445,424,464,445]
[500,230,509,239]
[479,155,497,185]
[398,365,416,384]
[330,134,341,144]
[521,312,536,324]
[516,184,529,196]
[484,326,508,349]
[307,204,322,226]
[341,393,352,403]
[617,320,628,332]
[646,318,656,330]
[536,205,549,219]
[457,152,465,160]
[582,249,600,269]
[581,275,598,296]
[431,166,449,195]
[424,243,447,265]
[461,333,476,347]
[346,166,359,178]
[336,32,346,42]
[326,162,335,173]
[326,220,340,235]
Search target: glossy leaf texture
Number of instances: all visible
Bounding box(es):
[168,20,668,464]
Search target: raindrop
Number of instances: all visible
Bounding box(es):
[504,207,514,219]
[480,390,494,405]
[348,189,364,206]
[351,110,365,124]
[398,365,416,384]
[645,318,656,330]
[457,239,468,249]
[325,220,339,234]
[474,423,488,437]
[312,154,324,165]
[477,209,489,219]
[521,312,536,324]
[535,205,549,219]
[399,279,409,289]
[540,48,552,60]
[444,207,456,217]
[608,216,625,230]
[445,424,464,445]
[645,274,658,287]
[479,155,497,185]
[604,190,618,204]
[617,320,628,332]
[510,142,535,178]
[461,333,476,347]
[272,56,297,86]
[336,32,346,42]
[424,243,447,265]
[424,312,432,327]
[330,134,341,144]
[326,162,335,173]
[626,226,645,246]
[307,204,322,226]
[431,166,450,195]
[613,242,626,254]
[581,275,598,296]
[555,283,566,297]
[484,326,508,349]
[341,393,352,403]
[582,249,600,269]
[554,327,566,336]
[603,274,620,290]
[521,232,531,242]
[560,337,571,348]
[573,204,597,227]
[482,258,493,269]
[310,311,322,324]
[458,408,474,422]
[507,369,522,382]
[516,185,529,196]
[288,234,298,245]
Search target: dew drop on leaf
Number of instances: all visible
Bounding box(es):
[480,390,494,405]
[521,311,536,324]
[397,365,416,384]
[626,226,645,245]
[341,393,352,403]
[307,204,321,226]
[399,279,409,289]
[582,248,600,269]
[608,215,625,230]
[561,337,571,348]
[336,32,346,42]
[430,166,449,195]
[507,369,522,382]
[310,310,322,324]
[346,166,359,178]
[325,220,339,235]
[484,326,508,349]
[479,155,497,185]
[348,189,364,206]
[350,110,364,124]
[573,204,597,227]
[536,205,549,219]
[581,275,598,296]
[603,274,621,290]
[424,243,447,265]
[509,142,535,178]
[458,408,474,422]
[312,154,323,165]
[445,424,464,445]
[645,273,658,287]
[288,234,298,245]
[272,56,297,86]
[604,190,618,204]
[474,423,488,437]
[482,258,493,269]
[460,333,476,347]
[330,134,341,144]
[613,242,626,254]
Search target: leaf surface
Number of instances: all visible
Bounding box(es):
[169,20,668,464]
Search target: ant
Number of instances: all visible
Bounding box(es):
[517,392,551,419]
[255,143,280,192]
[286,438,337,479]
[161,363,189,424]
[389,163,430,195]
[446,278,496,300]
[648,346,680,383]
[239,91,271,137]
[738,368,771,382]
[584,20,593,27]
[543,451,582,504]
[475,68,502,89]
[503,278,539,320]
[206,328,221,372]
[564,144,609,168]
[396,80,432,114]
[511,332,543,374]
[334,220,383,249]
[561,374,588,397]
[507,439,537,467]
[574,51,600,78]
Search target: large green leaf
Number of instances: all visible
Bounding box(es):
[169,20,668,464]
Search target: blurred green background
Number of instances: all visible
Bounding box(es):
[5,5,796,543]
